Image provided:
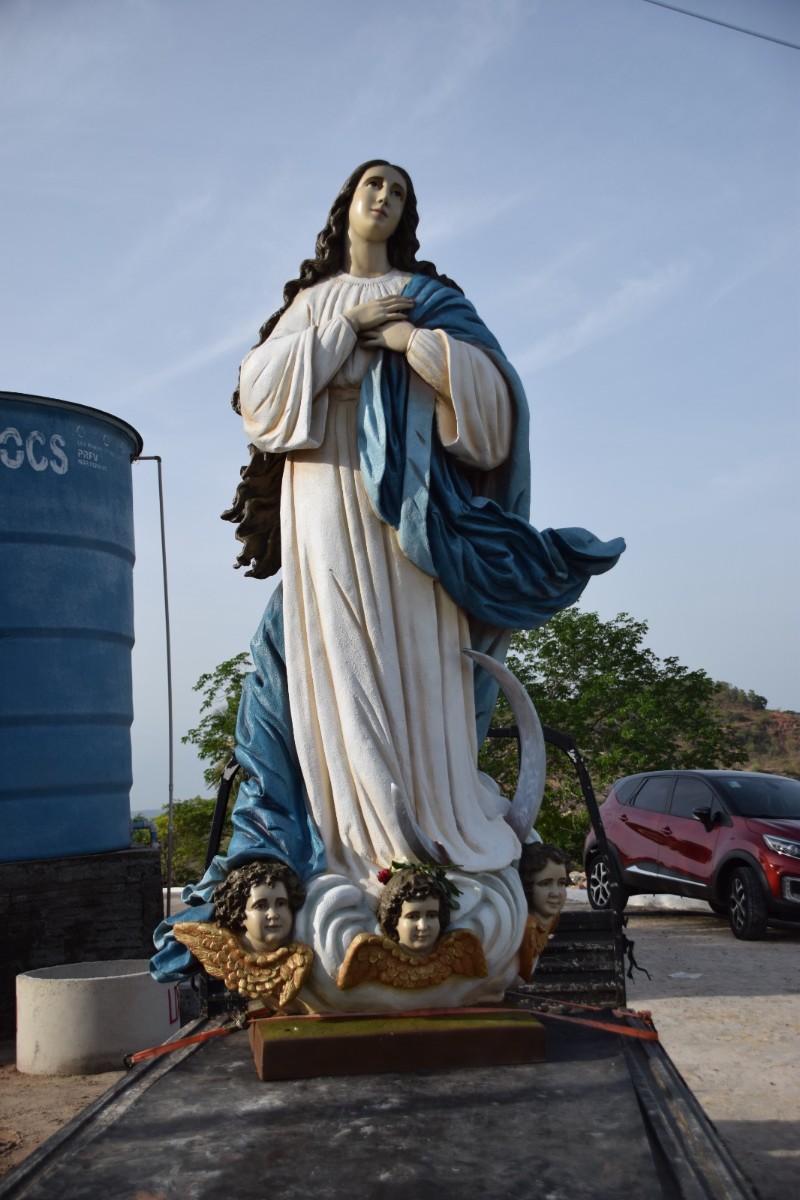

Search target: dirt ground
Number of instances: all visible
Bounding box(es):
[0,1052,123,1178]
[1,905,797,1198]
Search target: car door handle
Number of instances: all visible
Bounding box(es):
[620,814,629,822]
[662,826,672,835]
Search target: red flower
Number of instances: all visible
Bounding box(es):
[377,869,392,885]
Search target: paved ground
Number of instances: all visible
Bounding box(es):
[2,896,798,1198]
[614,903,800,1200]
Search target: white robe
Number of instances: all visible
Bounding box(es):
[238,269,522,887]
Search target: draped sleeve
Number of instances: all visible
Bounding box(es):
[239,293,358,452]
[407,328,512,470]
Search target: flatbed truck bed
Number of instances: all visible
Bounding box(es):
[0,1000,758,1200]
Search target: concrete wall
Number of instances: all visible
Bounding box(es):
[0,847,162,1038]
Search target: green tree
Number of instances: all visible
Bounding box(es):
[166,653,252,886]
[154,796,233,887]
[479,609,747,862]
[715,682,768,712]
[182,652,252,793]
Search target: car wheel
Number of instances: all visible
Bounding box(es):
[727,866,768,940]
[587,854,627,911]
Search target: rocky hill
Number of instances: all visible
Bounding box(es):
[713,684,800,779]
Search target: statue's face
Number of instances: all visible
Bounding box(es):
[530,859,569,923]
[242,881,293,952]
[396,895,441,956]
[348,165,407,245]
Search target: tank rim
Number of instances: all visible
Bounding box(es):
[0,390,144,458]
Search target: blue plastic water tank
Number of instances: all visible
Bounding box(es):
[0,393,144,862]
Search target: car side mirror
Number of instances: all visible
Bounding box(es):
[692,806,717,830]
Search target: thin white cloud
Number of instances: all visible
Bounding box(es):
[115,320,256,403]
[403,0,533,125]
[664,454,799,532]
[335,0,533,135]
[0,0,152,125]
[706,457,795,509]
[513,262,691,374]
[704,225,799,311]
[488,240,597,320]
[421,191,528,247]
[111,195,215,287]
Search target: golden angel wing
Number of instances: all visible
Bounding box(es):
[438,929,488,980]
[173,922,312,1004]
[172,921,241,985]
[337,929,488,991]
[517,914,556,982]
[275,945,315,1008]
[336,932,388,990]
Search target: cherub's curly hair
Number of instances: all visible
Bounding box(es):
[518,843,570,909]
[212,859,306,934]
[377,867,451,943]
[222,160,463,580]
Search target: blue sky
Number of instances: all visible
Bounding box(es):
[1,0,798,813]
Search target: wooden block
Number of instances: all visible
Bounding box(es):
[248,1008,546,1081]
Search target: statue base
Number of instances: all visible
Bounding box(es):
[248,1007,545,1080]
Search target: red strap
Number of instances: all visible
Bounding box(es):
[125,1027,231,1067]
[125,1007,278,1067]
[125,1002,657,1066]
[528,1009,659,1041]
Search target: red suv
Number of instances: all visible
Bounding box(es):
[583,770,800,939]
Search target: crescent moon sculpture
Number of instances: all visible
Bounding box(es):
[462,648,547,842]
[392,783,452,866]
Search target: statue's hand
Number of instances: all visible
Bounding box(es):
[345,295,414,334]
[358,320,415,353]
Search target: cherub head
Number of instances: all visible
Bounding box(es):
[519,843,570,927]
[213,859,306,954]
[377,867,452,957]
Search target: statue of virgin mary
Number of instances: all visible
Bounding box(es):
[151,160,623,1008]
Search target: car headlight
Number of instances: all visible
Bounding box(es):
[763,834,800,860]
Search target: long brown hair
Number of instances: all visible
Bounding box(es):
[223,160,462,579]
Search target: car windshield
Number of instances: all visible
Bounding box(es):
[715,774,800,819]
